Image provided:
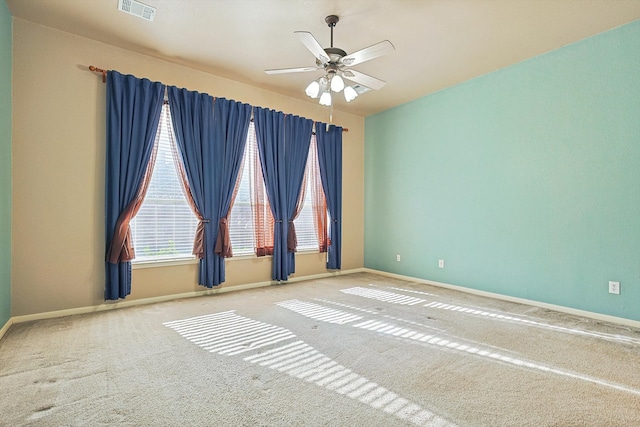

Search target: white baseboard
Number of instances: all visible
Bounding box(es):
[3,267,638,340]
[0,317,13,341]
[7,268,365,328]
[364,268,640,329]
[287,267,365,284]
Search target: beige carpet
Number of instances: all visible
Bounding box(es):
[1,272,639,426]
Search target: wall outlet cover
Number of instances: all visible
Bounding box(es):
[608,281,620,295]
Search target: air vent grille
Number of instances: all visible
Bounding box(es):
[118,0,156,22]
[351,84,371,95]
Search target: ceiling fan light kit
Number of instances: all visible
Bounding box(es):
[265,14,394,108]
[305,80,320,98]
[319,91,332,107]
[330,74,345,92]
[343,86,358,102]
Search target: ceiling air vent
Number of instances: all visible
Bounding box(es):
[117,0,156,22]
[351,84,371,95]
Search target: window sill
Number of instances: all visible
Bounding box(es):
[229,248,319,260]
[297,248,321,254]
[132,257,199,269]
[227,253,264,261]
[132,249,321,268]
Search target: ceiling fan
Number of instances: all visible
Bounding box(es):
[265,15,395,106]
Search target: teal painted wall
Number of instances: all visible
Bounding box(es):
[0,0,11,327]
[365,20,640,321]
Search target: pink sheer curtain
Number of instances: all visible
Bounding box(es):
[214,162,244,258]
[248,126,275,256]
[236,124,274,257]
[287,172,308,252]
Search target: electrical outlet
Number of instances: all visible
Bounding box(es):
[608,281,620,295]
[396,254,401,262]
[438,259,445,269]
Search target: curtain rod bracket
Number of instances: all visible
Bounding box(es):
[89,65,107,83]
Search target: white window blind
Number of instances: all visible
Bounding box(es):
[227,125,256,256]
[228,122,271,256]
[228,123,322,256]
[130,104,198,262]
[295,134,321,251]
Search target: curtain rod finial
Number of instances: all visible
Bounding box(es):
[89,65,107,83]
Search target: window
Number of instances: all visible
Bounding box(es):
[228,123,326,256]
[228,122,273,256]
[295,134,326,251]
[131,114,324,262]
[130,104,198,262]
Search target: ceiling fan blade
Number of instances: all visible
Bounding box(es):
[295,31,330,64]
[264,66,320,74]
[340,40,395,67]
[342,69,386,90]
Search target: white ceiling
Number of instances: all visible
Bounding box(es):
[7,0,640,117]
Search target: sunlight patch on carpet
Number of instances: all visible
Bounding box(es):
[276,300,362,324]
[390,287,438,297]
[312,298,381,315]
[340,287,425,305]
[163,311,295,356]
[422,301,640,345]
[279,299,640,398]
[164,311,457,426]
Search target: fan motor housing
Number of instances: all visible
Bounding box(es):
[322,47,347,64]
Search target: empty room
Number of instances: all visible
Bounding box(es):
[1,1,640,425]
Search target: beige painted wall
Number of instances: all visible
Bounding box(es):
[11,19,364,316]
